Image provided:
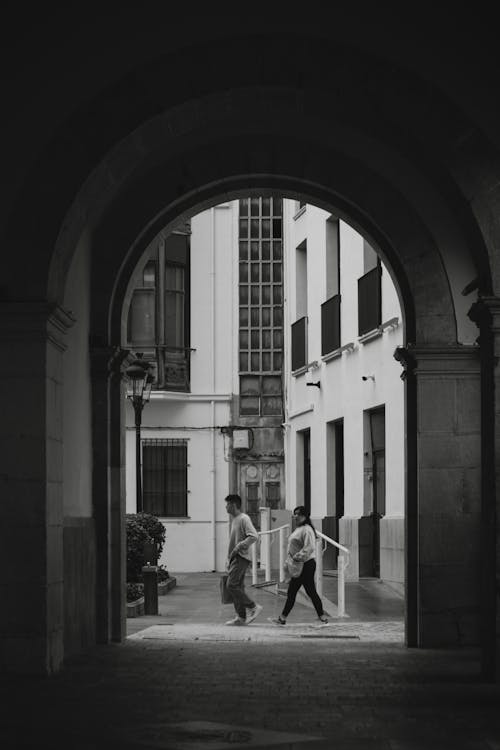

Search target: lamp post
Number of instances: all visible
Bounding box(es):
[125,353,153,513]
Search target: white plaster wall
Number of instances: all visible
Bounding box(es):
[62,231,93,517]
[125,396,232,572]
[284,202,404,524]
[189,205,234,395]
[125,203,236,572]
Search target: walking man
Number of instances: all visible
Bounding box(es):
[225,494,263,626]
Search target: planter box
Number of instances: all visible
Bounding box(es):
[126,577,176,618]
[158,576,176,595]
[126,596,144,618]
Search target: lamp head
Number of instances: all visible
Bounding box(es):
[125,353,150,399]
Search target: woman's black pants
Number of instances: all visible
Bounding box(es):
[282,558,324,618]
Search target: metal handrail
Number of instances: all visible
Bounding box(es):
[314,531,349,618]
[258,524,290,536]
[251,524,291,586]
[250,520,350,619]
[316,530,350,555]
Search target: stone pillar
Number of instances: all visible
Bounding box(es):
[406,345,482,647]
[0,302,74,674]
[109,353,129,642]
[468,298,500,681]
[90,346,129,645]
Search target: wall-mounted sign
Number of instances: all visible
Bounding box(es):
[233,428,251,449]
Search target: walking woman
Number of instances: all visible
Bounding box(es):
[272,506,328,625]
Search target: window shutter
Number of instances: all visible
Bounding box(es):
[321,294,341,355]
[358,265,382,336]
[291,317,307,371]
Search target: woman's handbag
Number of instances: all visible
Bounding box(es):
[220,574,233,604]
[284,554,303,579]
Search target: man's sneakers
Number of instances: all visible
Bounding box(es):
[225,603,263,626]
[246,603,263,624]
[225,616,246,626]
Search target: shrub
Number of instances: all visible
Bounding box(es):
[126,513,166,582]
[158,564,170,582]
[126,582,144,603]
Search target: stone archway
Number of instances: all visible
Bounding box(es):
[67,105,483,656]
[1,34,498,677]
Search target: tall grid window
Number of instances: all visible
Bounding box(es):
[142,438,188,517]
[238,197,283,416]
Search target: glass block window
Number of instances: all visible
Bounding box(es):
[240,374,282,416]
[239,197,283,416]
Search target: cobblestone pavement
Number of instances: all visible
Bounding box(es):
[1,573,499,750]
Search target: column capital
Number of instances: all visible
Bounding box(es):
[393,345,416,380]
[469,296,500,332]
[0,301,75,351]
[394,343,479,377]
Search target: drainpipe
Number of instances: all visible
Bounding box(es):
[211,207,216,392]
[210,208,217,572]
[211,399,217,572]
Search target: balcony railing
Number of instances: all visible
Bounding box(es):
[138,345,191,392]
[162,346,190,391]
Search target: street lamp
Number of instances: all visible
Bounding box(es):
[125,353,154,513]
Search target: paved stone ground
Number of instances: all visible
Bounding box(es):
[1,573,499,749]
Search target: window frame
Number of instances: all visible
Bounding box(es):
[126,229,191,392]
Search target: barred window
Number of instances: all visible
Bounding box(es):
[142,439,188,517]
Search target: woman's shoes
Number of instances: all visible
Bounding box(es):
[318,615,329,624]
[270,616,287,625]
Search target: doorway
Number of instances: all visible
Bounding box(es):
[361,407,386,578]
[296,428,311,516]
[325,419,344,568]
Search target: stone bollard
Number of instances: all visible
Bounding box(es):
[142,564,159,615]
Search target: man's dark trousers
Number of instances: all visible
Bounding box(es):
[227,554,255,618]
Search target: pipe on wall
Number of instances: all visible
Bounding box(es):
[210,208,217,571]
[211,399,217,572]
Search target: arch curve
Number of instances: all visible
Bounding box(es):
[49,85,489,348]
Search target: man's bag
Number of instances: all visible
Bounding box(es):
[220,574,233,604]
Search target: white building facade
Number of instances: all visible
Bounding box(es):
[124,197,404,587]
[124,206,237,572]
[283,201,405,589]
[124,198,286,573]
